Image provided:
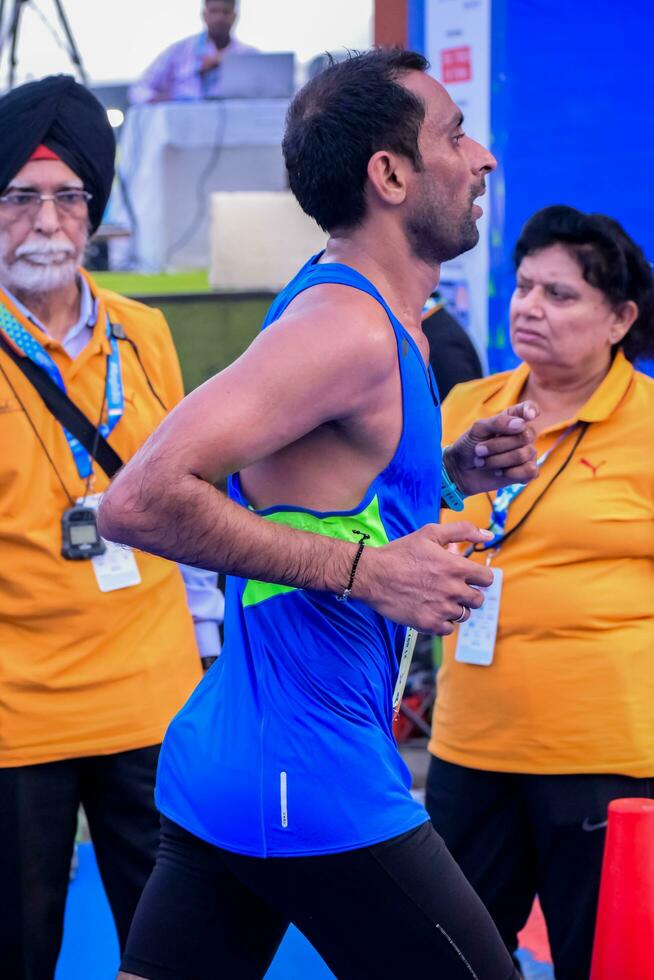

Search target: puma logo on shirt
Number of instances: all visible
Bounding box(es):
[579,458,606,478]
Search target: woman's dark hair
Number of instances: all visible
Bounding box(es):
[514,205,654,362]
[282,48,428,233]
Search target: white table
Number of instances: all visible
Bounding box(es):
[109,100,290,272]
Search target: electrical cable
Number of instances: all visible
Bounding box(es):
[164,99,228,267]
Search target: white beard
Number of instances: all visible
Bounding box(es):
[0,234,86,295]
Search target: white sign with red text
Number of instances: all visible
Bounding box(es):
[425,0,491,366]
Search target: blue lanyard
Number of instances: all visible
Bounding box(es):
[0,302,124,479]
[487,424,579,544]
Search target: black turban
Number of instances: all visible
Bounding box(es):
[0,75,115,233]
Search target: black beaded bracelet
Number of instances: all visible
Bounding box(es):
[336,530,370,602]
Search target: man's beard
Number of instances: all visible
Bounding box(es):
[405,178,482,265]
[0,233,86,295]
[209,28,231,48]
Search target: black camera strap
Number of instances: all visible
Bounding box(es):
[0,332,123,479]
[465,421,591,556]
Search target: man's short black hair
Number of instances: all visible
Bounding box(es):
[514,205,654,362]
[283,48,429,233]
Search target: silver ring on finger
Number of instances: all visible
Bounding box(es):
[452,605,468,624]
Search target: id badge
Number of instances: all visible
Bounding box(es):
[78,493,141,593]
[454,567,503,666]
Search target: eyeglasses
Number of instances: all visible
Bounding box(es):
[0,189,92,221]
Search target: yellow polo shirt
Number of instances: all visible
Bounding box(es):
[429,351,654,776]
[0,271,202,767]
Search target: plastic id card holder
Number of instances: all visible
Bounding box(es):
[454,567,503,666]
[77,493,141,593]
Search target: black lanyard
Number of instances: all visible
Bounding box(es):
[465,421,590,556]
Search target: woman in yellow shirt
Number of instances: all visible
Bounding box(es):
[426,205,654,980]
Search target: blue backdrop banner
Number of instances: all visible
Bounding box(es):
[488,0,654,373]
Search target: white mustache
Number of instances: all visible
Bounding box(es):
[14,239,77,263]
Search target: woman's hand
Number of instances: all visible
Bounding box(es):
[444,401,540,496]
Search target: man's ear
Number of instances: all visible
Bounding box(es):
[366,150,410,208]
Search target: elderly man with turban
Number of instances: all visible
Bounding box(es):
[0,76,222,979]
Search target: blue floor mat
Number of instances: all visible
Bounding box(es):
[516,949,555,980]
[56,842,335,980]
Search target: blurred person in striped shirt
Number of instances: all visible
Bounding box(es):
[129,0,257,104]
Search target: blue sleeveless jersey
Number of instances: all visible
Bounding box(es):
[156,255,443,856]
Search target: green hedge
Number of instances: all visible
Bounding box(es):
[144,296,271,394]
[94,271,270,394]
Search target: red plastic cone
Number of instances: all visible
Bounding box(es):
[590,798,654,980]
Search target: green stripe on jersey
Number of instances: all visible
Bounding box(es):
[242,494,389,608]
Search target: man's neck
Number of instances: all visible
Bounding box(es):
[11,279,82,343]
[323,221,439,334]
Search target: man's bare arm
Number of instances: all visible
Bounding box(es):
[100,297,392,581]
[98,298,496,634]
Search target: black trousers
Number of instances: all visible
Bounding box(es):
[425,755,654,980]
[0,744,161,980]
[121,816,520,980]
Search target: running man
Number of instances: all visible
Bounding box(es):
[100,49,537,980]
